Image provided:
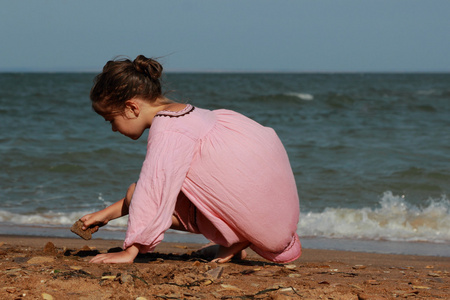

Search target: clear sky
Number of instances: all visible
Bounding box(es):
[1,0,449,72]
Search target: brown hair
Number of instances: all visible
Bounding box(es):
[90,55,168,115]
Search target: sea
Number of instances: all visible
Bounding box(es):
[0,72,449,257]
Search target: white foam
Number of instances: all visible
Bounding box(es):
[1,191,449,244]
[0,210,128,229]
[299,191,450,243]
[285,92,314,101]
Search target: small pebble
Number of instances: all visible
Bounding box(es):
[412,285,431,290]
[220,284,241,291]
[284,264,297,270]
[119,273,134,284]
[41,293,54,300]
[202,279,213,285]
[353,265,366,270]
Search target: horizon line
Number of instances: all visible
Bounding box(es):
[1,67,449,74]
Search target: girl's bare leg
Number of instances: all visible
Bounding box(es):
[171,215,248,263]
[170,215,187,231]
[212,242,249,263]
[193,241,249,263]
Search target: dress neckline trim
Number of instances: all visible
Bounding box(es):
[155,104,195,118]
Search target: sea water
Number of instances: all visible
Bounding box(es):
[0,72,449,256]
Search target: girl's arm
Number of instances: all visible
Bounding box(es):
[80,183,136,232]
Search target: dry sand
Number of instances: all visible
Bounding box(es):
[1,235,449,299]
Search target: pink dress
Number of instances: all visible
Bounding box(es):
[124,105,301,263]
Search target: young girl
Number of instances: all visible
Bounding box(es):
[81,55,301,264]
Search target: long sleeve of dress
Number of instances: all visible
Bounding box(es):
[123,130,197,253]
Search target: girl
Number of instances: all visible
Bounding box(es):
[81,55,301,264]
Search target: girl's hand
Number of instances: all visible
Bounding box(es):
[80,210,110,233]
[80,182,136,233]
[89,245,139,264]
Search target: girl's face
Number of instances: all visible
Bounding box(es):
[101,105,147,140]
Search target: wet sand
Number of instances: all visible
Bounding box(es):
[1,235,449,299]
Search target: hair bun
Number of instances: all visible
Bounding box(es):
[133,55,163,80]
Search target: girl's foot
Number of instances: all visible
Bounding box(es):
[194,242,249,263]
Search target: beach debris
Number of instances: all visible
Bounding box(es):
[412,285,431,290]
[156,293,183,299]
[352,265,367,270]
[349,284,363,290]
[191,260,201,267]
[280,287,298,293]
[357,293,371,300]
[3,287,17,294]
[205,266,223,280]
[364,280,380,285]
[392,290,420,297]
[13,257,29,264]
[41,292,54,300]
[118,272,134,284]
[43,242,57,255]
[329,268,339,272]
[254,270,275,277]
[70,220,94,240]
[200,279,213,286]
[427,272,441,277]
[220,284,241,291]
[74,245,100,257]
[2,269,20,277]
[27,256,55,264]
[317,264,331,269]
[284,264,297,270]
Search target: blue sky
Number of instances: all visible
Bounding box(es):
[1,0,449,72]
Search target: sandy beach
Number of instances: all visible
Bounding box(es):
[1,235,449,299]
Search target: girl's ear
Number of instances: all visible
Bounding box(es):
[124,100,140,118]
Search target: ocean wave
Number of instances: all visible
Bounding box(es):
[284,92,314,101]
[299,191,450,243]
[1,191,449,244]
[246,92,314,105]
[0,210,128,229]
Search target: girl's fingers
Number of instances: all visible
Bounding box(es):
[81,219,92,230]
[89,254,107,263]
